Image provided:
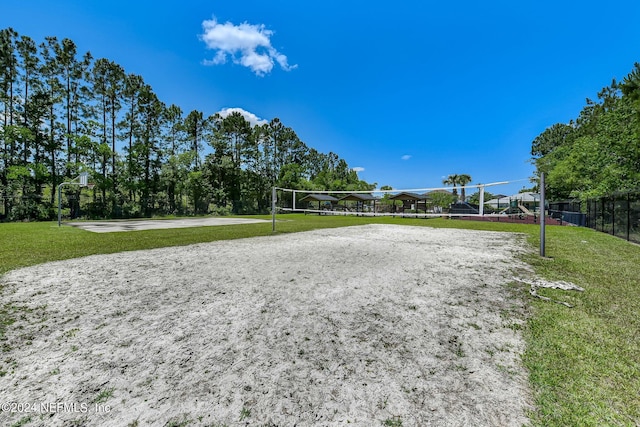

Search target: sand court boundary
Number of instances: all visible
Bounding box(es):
[0,224,532,426]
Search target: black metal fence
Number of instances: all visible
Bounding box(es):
[586,190,640,244]
[548,200,586,226]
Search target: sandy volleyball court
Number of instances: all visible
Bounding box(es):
[0,224,532,426]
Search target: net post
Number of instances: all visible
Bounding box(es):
[479,185,485,216]
[540,172,546,257]
[57,183,63,227]
[293,190,296,211]
[272,186,277,232]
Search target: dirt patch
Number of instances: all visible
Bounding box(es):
[0,224,532,426]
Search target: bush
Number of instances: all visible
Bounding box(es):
[210,204,233,216]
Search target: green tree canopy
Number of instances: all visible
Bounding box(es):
[531,65,640,200]
[0,27,374,220]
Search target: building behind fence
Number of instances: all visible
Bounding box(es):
[585,189,640,244]
[549,200,586,227]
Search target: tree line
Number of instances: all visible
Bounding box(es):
[531,63,640,201]
[0,28,373,221]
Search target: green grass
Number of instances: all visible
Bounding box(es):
[93,387,115,404]
[1,214,639,425]
[522,226,640,426]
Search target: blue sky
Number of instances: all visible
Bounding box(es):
[3,0,640,195]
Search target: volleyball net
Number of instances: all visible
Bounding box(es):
[272,179,539,219]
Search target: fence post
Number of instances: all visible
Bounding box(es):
[612,196,615,236]
[627,193,631,242]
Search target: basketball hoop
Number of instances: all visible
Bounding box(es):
[57,171,94,226]
[79,172,89,186]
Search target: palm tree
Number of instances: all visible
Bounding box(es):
[458,174,472,202]
[442,174,460,200]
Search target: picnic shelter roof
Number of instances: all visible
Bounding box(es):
[299,194,339,202]
[339,193,378,202]
[389,192,424,201]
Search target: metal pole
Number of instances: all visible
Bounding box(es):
[58,182,74,226]
[58,183,63,227]
[611,195,615,236]
[540,172,546,257]
[57,173,88,227]
[272,187,277,232]
[627,193,631,242]
[478,185,485,216]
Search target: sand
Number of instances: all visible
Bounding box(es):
[66,217,270,233]
[0,224,532,426]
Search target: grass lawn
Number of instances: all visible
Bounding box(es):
[1,214,639,426]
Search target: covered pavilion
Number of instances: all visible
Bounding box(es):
[389,192,426,213]
[299,194,339,212]
[339,193,379,213]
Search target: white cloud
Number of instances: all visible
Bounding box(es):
[401,155,412,160]
[352,167,365,173]
[216,107,268,127]
[200,17,296,76]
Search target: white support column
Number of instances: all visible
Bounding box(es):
[479,185,485,216]
[272,187,277,232]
